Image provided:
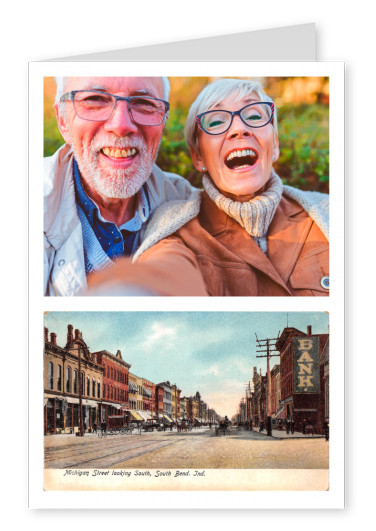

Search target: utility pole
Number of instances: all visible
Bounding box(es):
[255,333,280,437]
[77,345,84,437]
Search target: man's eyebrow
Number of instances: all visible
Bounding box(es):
[130,89,159,98]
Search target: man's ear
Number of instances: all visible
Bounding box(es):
[55,103,71,145]
[190,147,205,172]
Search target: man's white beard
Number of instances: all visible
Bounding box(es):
[69,133,159,199]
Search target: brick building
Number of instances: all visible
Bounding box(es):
[276,326,329,434]
[44,325,103,434]
[92,348,131,424]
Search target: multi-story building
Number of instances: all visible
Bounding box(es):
[276,325,329,434]
[142,378,154,416]
[92,348,130,423]
[158,381,174,423]
[44,325,103,434]
[251,368,267,427]
[180,397,187,420]
[270,364,281,418]
[155,384,164,420]
[171,384,181,421]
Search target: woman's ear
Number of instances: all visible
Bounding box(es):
[55,103,72,145]
[190,147,206,172]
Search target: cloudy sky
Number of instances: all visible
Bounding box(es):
[44,311,329,418]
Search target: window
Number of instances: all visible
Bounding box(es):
[87,377,90,396]
[97,380,101,399]
[80,372,84,394]
[66,367,71,393]
[48,362,53,390]
[92,378,96,398]
[73,370,78,394]
[57,365,62,391]
[107,366,109,378]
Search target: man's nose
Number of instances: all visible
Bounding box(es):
[226,115,252,139]
[103,100,138,136]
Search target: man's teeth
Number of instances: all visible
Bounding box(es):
[226,149,256,162]
[102,147,137,158]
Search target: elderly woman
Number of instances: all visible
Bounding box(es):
[88,79,329,296]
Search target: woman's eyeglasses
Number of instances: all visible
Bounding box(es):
[196,102,274,135]
[60,90,170,126]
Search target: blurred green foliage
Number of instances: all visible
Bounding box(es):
[44,88,329,194]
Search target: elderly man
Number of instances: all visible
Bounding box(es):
[44,76,197,296]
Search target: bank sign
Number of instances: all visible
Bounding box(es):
[293,336,320,393]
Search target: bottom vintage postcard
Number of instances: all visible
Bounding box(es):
[41,311,332,494]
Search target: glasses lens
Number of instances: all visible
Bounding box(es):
[240,103,272,127]
[200,111,231,134]
[129,97,167,126]
[73,91,115,121]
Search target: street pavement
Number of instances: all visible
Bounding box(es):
[44,426,328,470]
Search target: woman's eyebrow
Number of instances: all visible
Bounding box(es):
[211,98,259,110]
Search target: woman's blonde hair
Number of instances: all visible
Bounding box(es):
[185,78,278,155]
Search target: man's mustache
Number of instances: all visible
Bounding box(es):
[89,135,147,153]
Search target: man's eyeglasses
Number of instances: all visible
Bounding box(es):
[60,90,170,126]
[196,102,275,135]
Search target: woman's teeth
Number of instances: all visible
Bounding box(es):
[225,149,258,169]
[102,147,137,158]
[226,149,257,161]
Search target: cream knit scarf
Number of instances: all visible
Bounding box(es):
[202,170,283,253]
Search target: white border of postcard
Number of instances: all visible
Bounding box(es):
[29,61,344,509]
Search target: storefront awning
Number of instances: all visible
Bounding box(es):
[82,399,98,407]
[163,414,174,423]
[275,408,287,420]
[130,411,143,421]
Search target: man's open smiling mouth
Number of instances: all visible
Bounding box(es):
[224,148,258,170]
[101,147,138,159]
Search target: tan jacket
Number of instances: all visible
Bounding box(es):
[88,191,329,296]
[44,144,198,296]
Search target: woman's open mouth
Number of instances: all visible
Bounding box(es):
[224,148,258,170]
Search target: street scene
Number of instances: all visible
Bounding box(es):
[44,311,329,488]
[45,425,328,470]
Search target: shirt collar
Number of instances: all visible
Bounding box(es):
[73,159,150,230]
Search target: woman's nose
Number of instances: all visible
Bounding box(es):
[226,115,252,139]
[104,100,138,136]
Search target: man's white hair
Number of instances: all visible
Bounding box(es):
[54,76,170,104]
[185,78,278,155]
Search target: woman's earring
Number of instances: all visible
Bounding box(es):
[201,166,206,172]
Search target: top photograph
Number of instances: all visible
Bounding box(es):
[44,75,329,297]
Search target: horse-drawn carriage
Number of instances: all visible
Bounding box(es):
[215,421,231,436]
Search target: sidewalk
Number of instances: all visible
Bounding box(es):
[252,427,326,439]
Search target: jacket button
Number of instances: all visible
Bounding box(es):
[114,237,122,244]
[320,276,329,289]
[58,259,65,266]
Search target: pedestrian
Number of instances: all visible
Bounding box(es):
[286,419,290,434]
[302,419,306,435]
[323,419,329,441]
[291,419,295,434]
[92,423,97,434]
